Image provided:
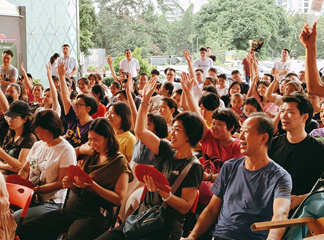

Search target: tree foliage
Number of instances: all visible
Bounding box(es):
[80,0,99,55]
[83,0,323,62]
[194,0,292,59]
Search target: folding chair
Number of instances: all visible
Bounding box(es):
[6,183,34,238]
[251,173,324,240]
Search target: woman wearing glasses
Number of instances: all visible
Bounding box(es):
[57,62,98,154]
[0,100,37,177]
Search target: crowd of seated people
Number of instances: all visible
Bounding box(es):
[1,23,324,240]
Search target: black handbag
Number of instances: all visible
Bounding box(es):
[123,159,200,239]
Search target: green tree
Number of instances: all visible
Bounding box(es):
[194,0,292,59]
[80,0,99,55]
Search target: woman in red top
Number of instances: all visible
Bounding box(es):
[91,85,108,119]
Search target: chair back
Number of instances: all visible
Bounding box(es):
[6,183,34,219]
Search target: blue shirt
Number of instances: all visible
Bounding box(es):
[211,157,292,240]
[57,56,78,76]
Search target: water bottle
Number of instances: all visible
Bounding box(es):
[308,0,323,27]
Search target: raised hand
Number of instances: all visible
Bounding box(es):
[107,55,113,65]
[142,76,158,102]
[57,61,68,77]
[20,61,26,73]
[45,62,52,78]
[125,73,133,93]
[299,22,317,49]
[183,49,193,62]
[179,72,194,92]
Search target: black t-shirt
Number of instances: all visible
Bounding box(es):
[268,134,324,195]
[140,139,203,238]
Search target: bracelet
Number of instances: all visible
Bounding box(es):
[208,173,213,181]
[162,191,172,202]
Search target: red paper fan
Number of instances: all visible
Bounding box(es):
[135,165,171,193]
[6,175,34,189]
[67,165,93,184]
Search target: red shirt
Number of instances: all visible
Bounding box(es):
[200,128,244,162]
[91,104,107,119]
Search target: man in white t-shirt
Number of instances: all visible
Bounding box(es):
[0,50,18,93]
[271,49,291,79]
[193,47,213,78]
[119,49,140,80]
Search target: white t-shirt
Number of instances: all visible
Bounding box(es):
[217,86,229,97]
[273,60,291,78]
[0,65,18,93]
[34,104,61,117]
[27,138,77,203]
[193,58,214,78]
[119,58,140,78]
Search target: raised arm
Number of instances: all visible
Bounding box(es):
[125,74,137,129]
[265,70,280,103]
[57,61,72,115]
[20,62,33,91]
[246,51,260,98]
[134,77,160,155]
[45,63,59,111]
[300,23,324,96]
[0,82,9,112]
[107,56,118,82]
[183,50,195,80]
[179,72,209,139]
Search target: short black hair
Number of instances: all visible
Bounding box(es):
[212,108,240,134]
[208,68,217,74]
[243,97,263,112]
[199,93,220,111]
[139,72,148,77]
[286,72,298,78]
[202,86,218,95]
[32,110,64,139]
[217,73,227,80]
[147,113,168,138]
[111,81,121,89]
[162,97,179,118]
[162,82,174,97]
[199,47,207,52]
[173,112,203,147]
[77,94,98,115]
[164,68,175,74]
[228,81,243,95]
[231,70,241,75]
[195,69,204,74]
[204,77,216,85]
[209,55,216,62]
[249,112,274,147]
[282,92,313,125]
[151,69,160,76]
[108,102,132,132]
[263,73,274,82]
[283,48,290,55]
[3,50,13,57]
[62,44,70,48]
[78,77,90,86]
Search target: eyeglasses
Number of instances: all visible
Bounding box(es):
[4,116,19,122]
[74,103,87,107]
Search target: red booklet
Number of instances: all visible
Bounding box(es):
[6,175,34,189]
[135,165,171,193]
[67,165,93,184]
